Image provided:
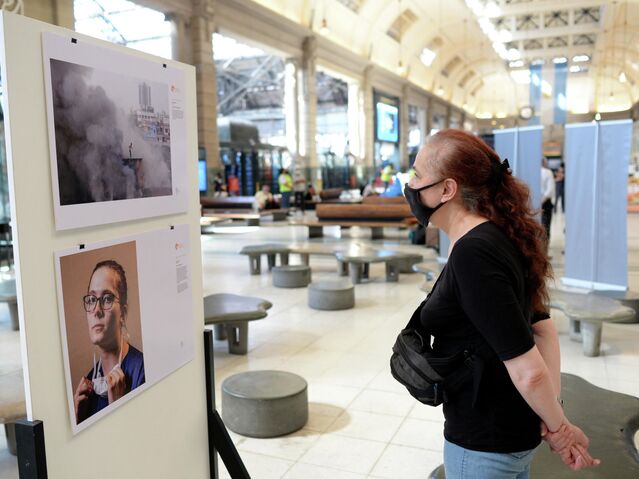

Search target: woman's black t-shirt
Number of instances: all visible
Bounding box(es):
[419,221,545,453]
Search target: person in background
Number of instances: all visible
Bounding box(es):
[402,130,599,478]
[213,173,225,197]
[381,163,394,191]
[278,169,293,208]
[254,184,276,210]
[74,260,145,425]
[293,169,307,211]
[541,158,556,246]
[554,164,565,214]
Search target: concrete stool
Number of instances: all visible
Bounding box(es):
[0,370,26,456]
[239,244,291,275]
[550,289,635,357]
[308,279,355,310]
[592,290,639,323]
[395,253,424,274]
[0,279,18,331]
[222,370,308,438]
[272,265,311,288]
[203,293,272,354]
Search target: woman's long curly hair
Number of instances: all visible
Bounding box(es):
[427,129,552,313]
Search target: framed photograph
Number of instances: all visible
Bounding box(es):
[42,32,188,230]
[55,225,194,433]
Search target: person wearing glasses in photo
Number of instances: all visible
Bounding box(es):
[73,260,145,424]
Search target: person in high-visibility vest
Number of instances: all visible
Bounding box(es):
[278,169,293,208]
[381,163,394,191]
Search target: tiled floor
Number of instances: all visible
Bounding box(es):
[1,211,638,478]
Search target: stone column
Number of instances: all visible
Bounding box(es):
[299,36,318,186]
[347,80,365,183]
[190,0,220,171]
[166,12,191,64]
[362,65,375,180]
[425,97,433,138]
[445,105,452,129]
[284,59,300,163]
[399,84,409,170]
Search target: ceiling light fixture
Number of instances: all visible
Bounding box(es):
[509,60,524,68]
[553,57,568,64]
[569,65,581,73]
[420,47,436,67]
[595,112,602,121]
[320,18,329,35]
[572,54,590,63]
[619,71,627,83]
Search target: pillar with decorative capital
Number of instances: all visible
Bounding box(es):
[165,12,191,64]
[190,0,220,172]
[362,65,375,180]
[399,84,409,170]
[299,36,318,186]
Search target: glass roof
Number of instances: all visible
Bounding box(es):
[74,0,172,59]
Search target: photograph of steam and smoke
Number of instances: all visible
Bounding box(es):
[49,58,172,205]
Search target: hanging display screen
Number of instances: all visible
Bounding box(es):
[376,101,399,143]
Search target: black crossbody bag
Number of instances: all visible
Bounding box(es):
[390,275,486,407]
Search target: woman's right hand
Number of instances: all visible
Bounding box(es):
[541,421,601,470]
[74,377,93,422]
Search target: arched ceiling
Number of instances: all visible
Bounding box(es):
[250,0,639,118]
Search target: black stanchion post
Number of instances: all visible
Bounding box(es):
[15,419,47,479]
[204,330,251,479]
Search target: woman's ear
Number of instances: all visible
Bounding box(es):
[442,178,458,201]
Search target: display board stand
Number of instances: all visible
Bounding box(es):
[563,120,631,290]
[0,12,210,477]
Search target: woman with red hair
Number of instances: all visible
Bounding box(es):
[402,129,599,478]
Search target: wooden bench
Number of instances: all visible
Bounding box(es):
[200,196,255,210]
[0,370,26,456]
[316,203,413,221]
[258,208,289,221]
[428,373,639,478]
[203,293,272,355]
[549,288,636,356]
[203,211,261,226]
[291,219,411,240]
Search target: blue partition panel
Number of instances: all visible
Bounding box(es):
[563,120,630,290]
[564,123,598,285]
[516,127,543,211]
[595,120,630,288]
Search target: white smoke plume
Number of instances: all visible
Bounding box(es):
[50,59,172,205]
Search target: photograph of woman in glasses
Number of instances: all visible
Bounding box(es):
[72,259,145,424]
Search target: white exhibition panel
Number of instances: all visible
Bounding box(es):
[563,120,631,290]
[42,32,189,230]
[0,12,209,478]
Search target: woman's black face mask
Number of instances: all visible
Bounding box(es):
[404,179,446,226]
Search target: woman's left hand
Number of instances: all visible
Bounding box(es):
[106,365,127,404]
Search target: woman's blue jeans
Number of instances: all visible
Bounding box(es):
[444,440,538,479]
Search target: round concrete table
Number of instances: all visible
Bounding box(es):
[239,244,291,275]
[335,248,405,284]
